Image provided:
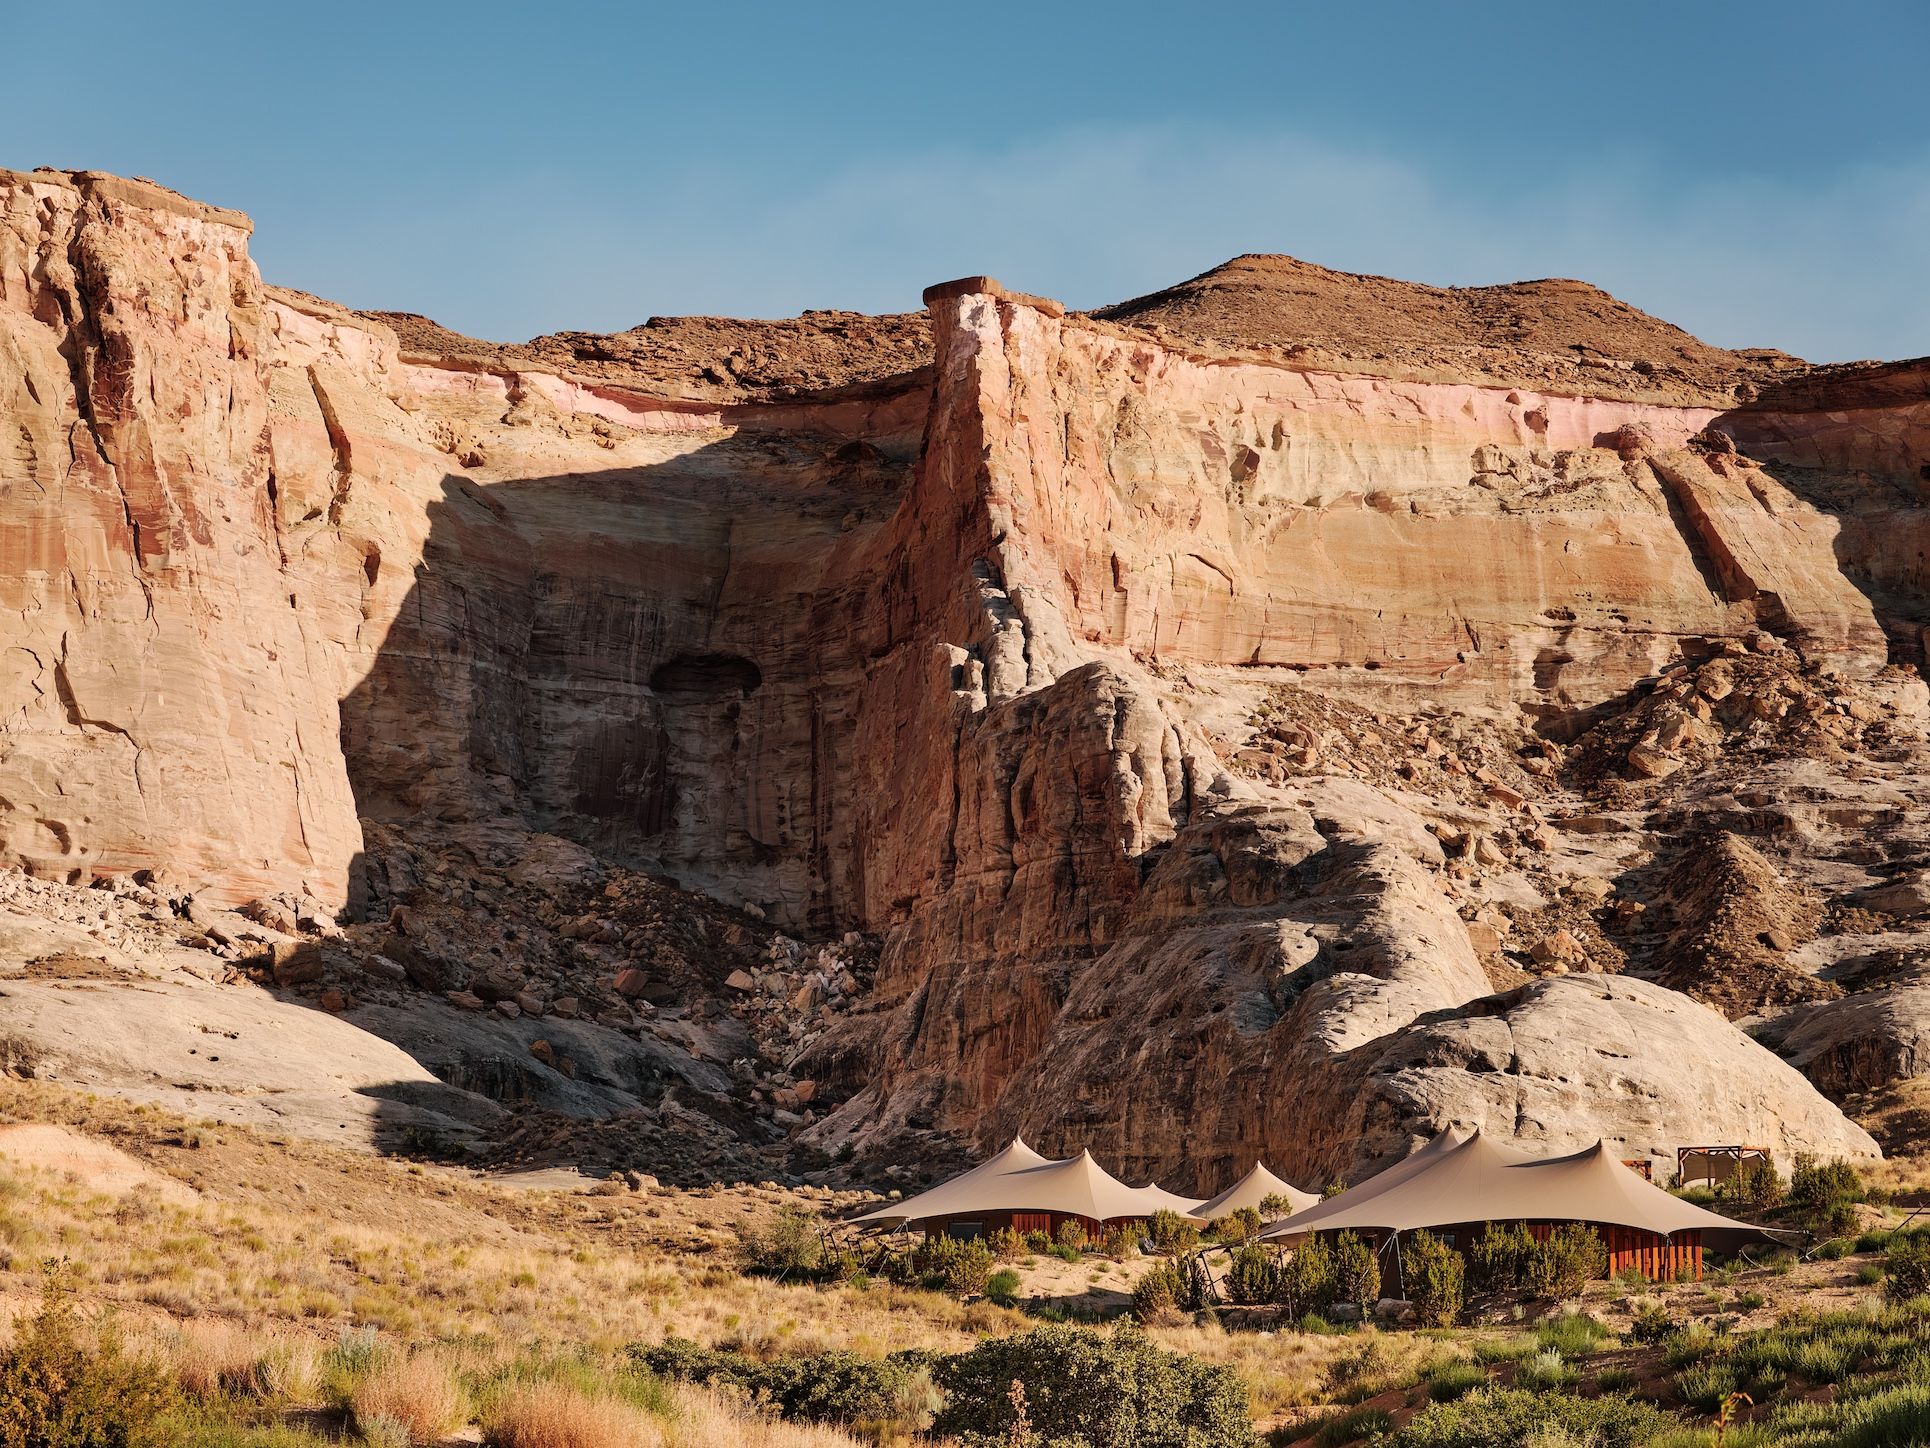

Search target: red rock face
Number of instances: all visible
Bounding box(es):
[0,171,362,907]
[3,173,1919,1180]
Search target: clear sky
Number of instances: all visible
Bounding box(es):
[8,1,1927,361]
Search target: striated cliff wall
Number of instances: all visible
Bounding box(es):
[3,169,1924,1180]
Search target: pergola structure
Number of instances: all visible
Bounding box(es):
[1676,1145,1773,1189]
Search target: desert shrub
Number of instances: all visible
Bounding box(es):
[1024,1229,1052,1251]
[1132,1261,1188,1325]
[350,1351,468,1446]
[1859,1262,1886,1286]
[1053,1219,1089,1252]
[1224,1245,1284,1306]
[910,1233,994,1295]
[1311,1405,1391,1445]
[1526,1225,1606,1300]
[733,1205,825,1278]
[1888,1234,1930,1302]
[1258,1192,1293,1222]
[1048,1243,1081,1263]
[1095,1223,1138,1260]
[1536,1311,1612,1358]
[1663,1323,1719,1369]
[1423,1358,1487,1402]
[1332,1231,1381,1316]
[1210,1208,1263,1246]
[1402,1231,1463,1327]
[629,1338,933,1427]
[1465,1222,1536,1298]
[1673,1357,1739,1411]
[987,1226,1026,1262]
[1514,1349,1577,1390]
[984,1268,1022,1306]
[1767,1379,1930,1447]
[1279,1236,1339,1318]
[931,1323,1254,1448]
[1724,1156,1785,1211]
[1630,1300,1676,1344]
[1389,1387,1667,1448]
[1147,1209,1200,1256]
[0,1268,177,1448]
[1789,1153,1866,1227]
[1471,1336,1538,1365]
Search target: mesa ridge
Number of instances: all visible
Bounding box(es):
[3,165,1929,1193]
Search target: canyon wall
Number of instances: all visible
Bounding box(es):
[3,170,1923,1181]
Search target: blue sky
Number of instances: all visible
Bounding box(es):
[8,1,1927,361]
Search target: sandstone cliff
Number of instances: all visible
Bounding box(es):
[5,166,1928,1187]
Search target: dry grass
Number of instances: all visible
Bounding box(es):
[352,1349,470,1444]
[661,1383,868,1447]
[484,1378,660,1448]
[150,1317,324,1403]
[0,1078,1011,1362]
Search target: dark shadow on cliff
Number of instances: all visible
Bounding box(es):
[1712,379,1930,665]
[314,429,911,1184]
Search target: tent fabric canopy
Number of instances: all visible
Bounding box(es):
[853,1140,1204,1226]
[1189,1162,1319,1222]
[1261,1130,1780,1250]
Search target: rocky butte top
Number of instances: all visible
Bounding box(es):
[340,251,1851,410]
[1090,253,1811,407]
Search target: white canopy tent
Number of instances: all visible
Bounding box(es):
[1189,1162,1319,1222]
[853,1139,1204,1228]
[1260,1130,1784,1280]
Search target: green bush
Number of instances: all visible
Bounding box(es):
[1422,1358,1487,1402]
[1132,1261,1188,1324]
[1024,1229,1052,1251]
[1258,1193,1294,1223]
[1311,1405,1391,1446]
[1789,1153,1867,1228]
[988,1226,1026,1262]
[1095,1223,1139,1261]
[1663,1323,1719,1369]
[931,1323,1255,1448]
[629,1338,934,1427]
[1333,1231,1381,1316]
[984,1268,1022,1306]
[1224,1245,1284,1306]
[1630,1300,1675,1344]
[1402,1231,1464,1327]
[1147,1209,1200,1256]
[1535,1311,1611,1358]
[1889,1234,1930,1302]
[911,1234,994,1295]
[1053,1219,1089,1252]
[1526,1224,1606,1300]
[1211,1208,1263,1245]
[1389,1387,1666,1448]
[1279,1236,1339,1318]
[1725,1155,1785,1210]
[0,1267,177,1448]
[1673,1357,1739,1411]
[1514,1348,1576,1390]
[1466,1222,1536,1298]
